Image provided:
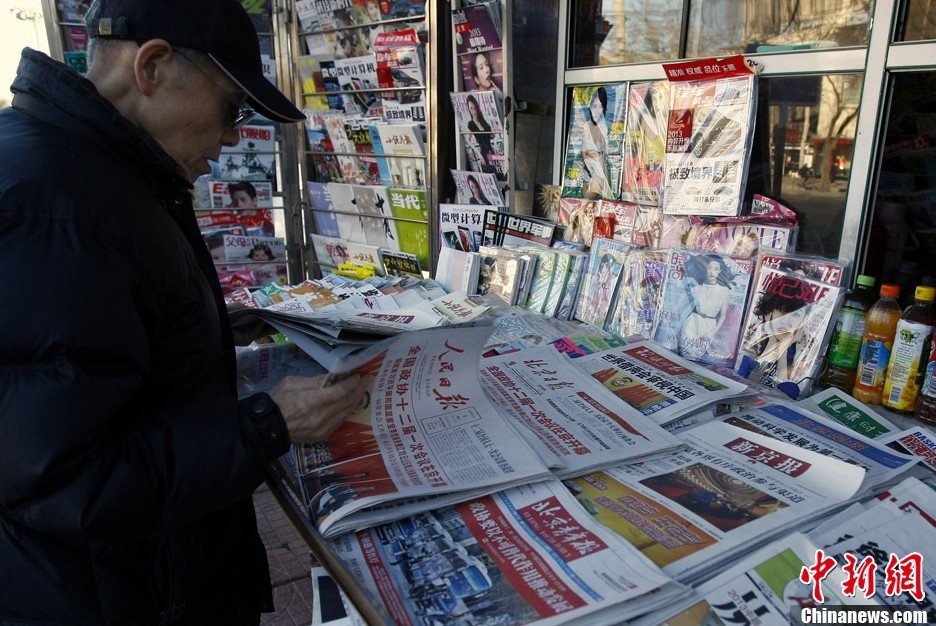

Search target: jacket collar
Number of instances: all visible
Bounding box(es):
[10,48,191,196]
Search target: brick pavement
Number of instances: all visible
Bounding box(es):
[254,482,315,626]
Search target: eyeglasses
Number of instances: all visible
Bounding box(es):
[174,48,256,130]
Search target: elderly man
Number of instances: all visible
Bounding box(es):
[0,0,367,623]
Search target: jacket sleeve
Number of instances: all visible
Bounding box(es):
[0,206,291,543]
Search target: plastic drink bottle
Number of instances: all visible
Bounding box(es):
[915,333,936,424]
[882,285,936,412]
[820,274,876,392]
[852,284,902,405]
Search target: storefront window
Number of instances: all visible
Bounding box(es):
[867,72,936,288]
[751,73,862,259]
[569,0,873,68]
[899,0,936,41]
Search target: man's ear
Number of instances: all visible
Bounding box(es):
[133,39,174,97]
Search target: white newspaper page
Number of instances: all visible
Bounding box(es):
[479,345,684,477]
[797,386,900,439]
[712,403,920,496]
[326,479,678,626]
[564,420,865,583]
[298,326,551,538]
[571,340,749,425]
[825,512,936,622]
[633,532,875,626]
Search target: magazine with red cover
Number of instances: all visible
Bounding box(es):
[735,264,845,399]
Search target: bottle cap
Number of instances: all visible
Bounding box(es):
[856,274,875,287]
[880,283,900,297]
[915,285,936,302]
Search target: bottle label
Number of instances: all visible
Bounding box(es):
[826,307,867,369]
[919,335,936,399]
[856,338,891,390]
[882,320,934,411]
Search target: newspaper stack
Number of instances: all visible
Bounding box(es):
[565,420,867,585]
[294,326,553,539]
[228,275,492,370]
[326,478,688,626]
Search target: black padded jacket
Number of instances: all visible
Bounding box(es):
[0,49,291,625]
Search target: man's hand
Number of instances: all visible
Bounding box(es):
[269,374,369,442]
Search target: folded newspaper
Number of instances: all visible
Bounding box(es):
[564,420,866,584]
[326,478,689,626]
[294,326,553,539]
[479,344,684,478]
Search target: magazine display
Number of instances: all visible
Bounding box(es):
[570,340,749,426]
[219,124,276,181]
[735,264,845,400]
[564,420,865,583]
[350,185,397,250]
[326,479,682,626]
[556,197,599,246]
[379,249,421,277]
[451,169,504,206]
[293,326,551,538]
[334,54,381,117]
[386,187,430,269]
[560,83,628,201]
[458,48,505,95]
[370,122,427,189]
[659,216,798,257]
[481,210,556,248]
[476,245,531,305]
[450,90,507,180]
[439,203,507,253]
[606,249,667,340]
[479,345,683,477]
[595,200,663,248]
[620,80,669,207]
[325,182,367,243]
[572,237,631,329]
[662,57,758,216]
[517,248,556,314]
[756,251,848,286]
[651,250,756,368]
[434,246,480,295]
[452,1,503,56]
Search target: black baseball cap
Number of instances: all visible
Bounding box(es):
[84,0,305,123]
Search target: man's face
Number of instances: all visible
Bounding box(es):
[230,190,256,208]
[156,50,244,182]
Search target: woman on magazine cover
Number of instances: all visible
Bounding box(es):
[467,174,492,205]
[470,50,503,95]
[738,289,812,392]
[580,86,614,200]
[466,94,496,171]
[680,256,732,361]
[585,252,616,325]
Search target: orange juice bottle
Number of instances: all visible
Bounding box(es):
[883,285,935,412]
[852,284,902,404]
